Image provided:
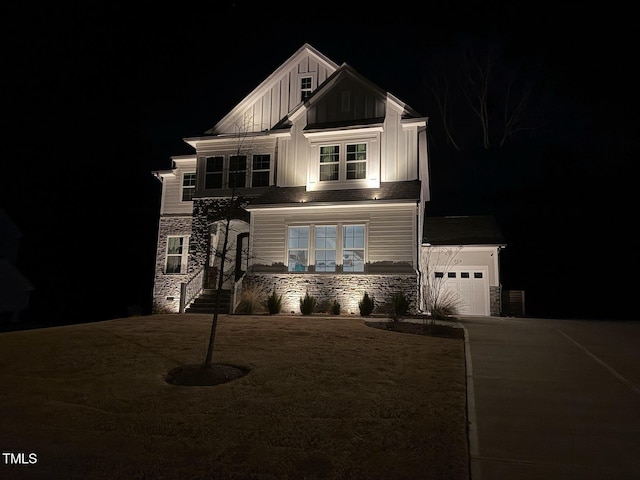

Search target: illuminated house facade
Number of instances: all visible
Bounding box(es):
[151,44,505,316]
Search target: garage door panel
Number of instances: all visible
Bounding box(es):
[437,267,489,316]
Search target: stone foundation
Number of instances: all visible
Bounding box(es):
[490,285,502,316]
[152,215,193,313]
[246,273,418,316]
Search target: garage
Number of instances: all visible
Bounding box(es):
[435,266,489,316]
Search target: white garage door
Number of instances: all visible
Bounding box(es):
[435,266,489,316]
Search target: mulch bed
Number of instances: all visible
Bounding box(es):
[365,320,465,339]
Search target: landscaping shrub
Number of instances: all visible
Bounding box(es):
[430,288,464,320]
[265,290,282,315]
[390,291,410,321]
[299,292,317,315]
[236,281,269,314]
[359,292,375,316]
[330,300,341,315]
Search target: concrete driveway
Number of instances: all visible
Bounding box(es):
[460,316,640,480]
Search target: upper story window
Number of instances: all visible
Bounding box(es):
[165,236,189,274]
[181,172,196,201]
[300,76,312,101]
[252,154,271,187]
[204,154,271,189]
[319,146,340,181]
[319,142,367,182]
[228,155,247,188]
[205,156,224,189]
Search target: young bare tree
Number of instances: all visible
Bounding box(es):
[419,246,465,321]
[202,119,255,369]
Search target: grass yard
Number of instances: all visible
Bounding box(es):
[0,314,468,479]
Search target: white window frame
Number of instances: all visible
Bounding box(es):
[251,154,271,187]
[286,223,367,273]
[304,129,381,191]
[317,141,368,184]
[165,236,189,274]
[181,172,196,202]
[300,76,313,102]
[287,226,310,272]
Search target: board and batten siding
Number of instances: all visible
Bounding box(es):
[215,56,336,135]
[249,204,417,269]
[380,107,420,182]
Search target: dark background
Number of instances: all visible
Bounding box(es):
[1,2,635,325]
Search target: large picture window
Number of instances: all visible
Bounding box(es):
[287,224,365,273]
[166,236,189,274]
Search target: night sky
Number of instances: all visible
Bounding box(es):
[1,2,636,324]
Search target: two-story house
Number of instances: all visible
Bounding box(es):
[152,44,505,317]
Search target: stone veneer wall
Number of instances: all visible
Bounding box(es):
[246,273,418,316]
[188,200,214,273]
[490,285,502,316]
[153,215,193,313]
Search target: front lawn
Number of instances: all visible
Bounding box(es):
[0,314,468,479]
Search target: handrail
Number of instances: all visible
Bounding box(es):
[231,273,246,314]
[179,266,205,313]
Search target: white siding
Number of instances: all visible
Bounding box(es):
[214,50,337,135]
[159,158,196,215]
[249,204,416,268]
[368,207,416,266]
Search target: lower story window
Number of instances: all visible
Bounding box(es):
[288,226,309,272]
[287,224,365,272]
[166,236,189,274]
[342,225,365,272]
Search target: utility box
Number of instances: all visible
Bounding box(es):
[502,290,525,317]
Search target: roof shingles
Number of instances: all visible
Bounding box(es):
[422,215,506,246]
[246,180,420,208]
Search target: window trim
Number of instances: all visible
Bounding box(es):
[202,153,271,189]
[286,223,367,273]
[251,154,271,187]
[181,172,196,202]
[165,235,189,274]
[300,76,313,102]
[305,130,381,191]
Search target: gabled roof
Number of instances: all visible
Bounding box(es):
[422,215,506,246]
[272,62,424,132]
[306,62,423,119]
[246,180,420,209]
[205,43,339,135]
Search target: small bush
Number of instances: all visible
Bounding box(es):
[330,300,341,315]
[390,292,410,321]
[300,292,317,315]
[265,290,282,315]
[359,292,375,316]
[431,289,464,321]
